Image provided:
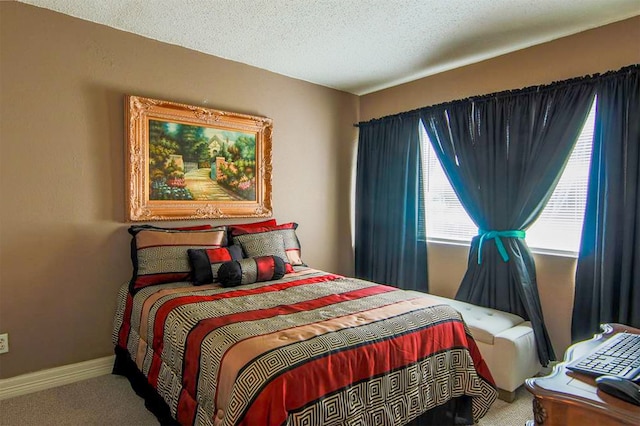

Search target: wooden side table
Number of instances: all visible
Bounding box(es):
[525,323,640,426]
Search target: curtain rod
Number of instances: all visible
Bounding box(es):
[353,64,638,128]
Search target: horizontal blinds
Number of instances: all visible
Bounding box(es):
[420,128,477,242]
[420,97,596,252]
[526,99,595,252]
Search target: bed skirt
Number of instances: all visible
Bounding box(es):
[112,346,475,426]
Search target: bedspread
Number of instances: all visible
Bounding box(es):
[112,268,497,425]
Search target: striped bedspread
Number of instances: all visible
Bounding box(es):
[112,268,497,425]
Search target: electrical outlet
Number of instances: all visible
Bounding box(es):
[0,333,8,354]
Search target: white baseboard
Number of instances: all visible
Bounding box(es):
[0,355,115,401]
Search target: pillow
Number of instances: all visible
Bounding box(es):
[236,232,294,273]
[229,219,277,229]
[188,245,243,285]
[128,226,227,293]
[226,219,276,242]
[130,224,213,231]
[230,222,304,266]
[217,256,286,287]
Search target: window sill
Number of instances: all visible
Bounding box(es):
[424,238,579,259]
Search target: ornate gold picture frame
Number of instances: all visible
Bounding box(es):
[125,95,273,221]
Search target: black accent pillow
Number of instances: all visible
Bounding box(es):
[217,256,286,287]
[187,245,243,285]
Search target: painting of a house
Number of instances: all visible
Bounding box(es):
[148,119,257,202]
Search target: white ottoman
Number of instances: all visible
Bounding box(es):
[407,292,542,402]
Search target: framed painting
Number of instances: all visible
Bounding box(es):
[125,95,273,221]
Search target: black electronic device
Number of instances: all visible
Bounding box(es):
[595,375,640,406]
[566,332,640,380]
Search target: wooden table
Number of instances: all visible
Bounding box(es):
[525,323,640,426]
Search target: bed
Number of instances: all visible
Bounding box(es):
[112,223,497,425]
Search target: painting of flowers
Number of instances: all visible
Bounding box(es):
[125,95,272,221]
[148,120,257,202]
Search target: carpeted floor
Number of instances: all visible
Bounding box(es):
[0,374,533,425]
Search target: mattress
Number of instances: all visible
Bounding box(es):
[112,267,497,425]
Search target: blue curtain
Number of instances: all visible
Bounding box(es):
[355,115,428,291]
[419,81,596,366]
[572,65,640,341]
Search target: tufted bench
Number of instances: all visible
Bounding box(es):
[406,291,541,402]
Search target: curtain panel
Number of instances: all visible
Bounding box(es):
[572,65,640,341]
[419,81,596,365]
[354,115,428,291]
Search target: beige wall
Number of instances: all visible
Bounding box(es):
[0,3,358,378]
[362,16,640,356]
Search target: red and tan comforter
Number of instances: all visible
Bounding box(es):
[112,268,497,425]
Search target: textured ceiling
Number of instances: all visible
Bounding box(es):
[17,0,640,95]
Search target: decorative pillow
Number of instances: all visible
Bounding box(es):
[230,219,277,229]
[128,226,227,293]
[130,224,213,231]
[226,219,276,242]
[217,256,286,287]
[188,245,243,285]
[230,222,304,266]
[236,232,294,273]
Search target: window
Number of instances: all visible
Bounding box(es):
[420,98,596,254]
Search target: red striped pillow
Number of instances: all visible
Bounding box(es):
[230,219,277,229]
[217,256,287,287]
[128,226,227,293]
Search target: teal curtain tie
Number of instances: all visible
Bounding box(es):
[477,229,526,264]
